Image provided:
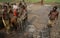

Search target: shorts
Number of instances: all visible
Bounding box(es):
[48,19,56,26]
[3,19,10,31]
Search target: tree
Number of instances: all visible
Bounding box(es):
[23,0,25,2]
[41,0,43,5]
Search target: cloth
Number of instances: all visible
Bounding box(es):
[4,20,10,30]
[3,12,9,20]
[13,5,18,10]
[48,19,56,26]
[13,9,17,16]
[2,18,10,32]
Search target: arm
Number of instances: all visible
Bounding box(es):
[56,12,59,19]
[48,11,51,17]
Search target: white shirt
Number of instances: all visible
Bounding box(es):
[13,5,18,10]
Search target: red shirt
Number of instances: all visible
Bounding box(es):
[13,9,17,16]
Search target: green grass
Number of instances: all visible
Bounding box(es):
[0,0,60,4]
[25,0,60,3]
[25,0,40,3]
[45,0,60,3]
[45,0,54,3]
[0,0,12,2]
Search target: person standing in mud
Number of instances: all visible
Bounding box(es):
[2,3,10,34]
[47,6,59,38]
[20,4,28,30]
[8,6,13,25]
[48,6,59,27]
[10,3,18,31]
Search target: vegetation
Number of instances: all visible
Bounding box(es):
[0,0,12,2]
[0,0,60,4]
[25,0,60,3]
